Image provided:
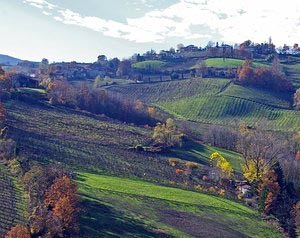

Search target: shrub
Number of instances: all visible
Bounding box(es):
[168,158,180,167]
[185,161,199,170]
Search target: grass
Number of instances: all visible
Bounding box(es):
[203,58,268,68]
[77,171,283,238]
[133,60,166,70]
[169,140,243,173]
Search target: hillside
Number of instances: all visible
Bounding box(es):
[2,94,285,237]
[78,172,283,238]
[0,166,25,237]
[0,54,22,66]
[109,78,299,131]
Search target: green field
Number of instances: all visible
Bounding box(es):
[203,58,268,68]
[169,140,243,173]
[133,60,166,70]
[77,171,283,238]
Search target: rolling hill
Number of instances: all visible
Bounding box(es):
[0,54,22,66]
[109,78,300,131]
[2,90,284,237]
[78,171,283,238]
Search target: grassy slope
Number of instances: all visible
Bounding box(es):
[5,94,281,238]
[169,140,243,173]
[133,60,166,70]
[0,166,25,237]
[204,58,267,68]
[78,171,283,238]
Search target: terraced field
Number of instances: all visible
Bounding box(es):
[77,171,283,238]
[0,166,25,237]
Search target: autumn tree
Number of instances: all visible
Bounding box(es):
[152,118,182,149]
[116,60,131,78]
[294,88,300,110]
[0,66,5,78]
[44,175,79,234]
[5,224,31,238]
[210,152,233,178]
[259,168,280,214]
[293,201,300,236]
[48,80,76,107]
[237,60,254,84]
[238,128,285,185]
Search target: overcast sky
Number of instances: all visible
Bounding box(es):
[1,0,300,62]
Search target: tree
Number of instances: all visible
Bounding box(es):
[152,118,182,148]
[294,88,300,110]
[0,66,5,78]
[210,152,233,178]
[259,169,280,214]
[44,175,79,233]
[48,80,76,106]
[93,75,102,89]
[5,224,31,238]
[116,60,131,78]
[238,129,285,185]
[237,60,254,84]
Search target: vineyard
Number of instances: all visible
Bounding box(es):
[77,171,283,238]
[109,78,230,103]
[0,166,25,237]
[109,78,299,131]
[159,93,300,131]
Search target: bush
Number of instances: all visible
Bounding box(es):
[185,162,199,170]
[168,158,180,167]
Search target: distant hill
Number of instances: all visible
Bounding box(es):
[0,54,22,66]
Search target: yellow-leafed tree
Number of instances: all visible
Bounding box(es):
[210,152,233,178]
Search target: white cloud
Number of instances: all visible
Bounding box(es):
[23,0,300,46]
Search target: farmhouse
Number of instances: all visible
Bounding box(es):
[11,74,39,88]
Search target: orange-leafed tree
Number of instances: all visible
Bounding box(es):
[261,169,280,214]
[5,224,31,238]
[44,175,77,208]
[44,175,79,233]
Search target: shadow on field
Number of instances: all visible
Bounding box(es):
[160,210,249,238]
[80,199,174,238]
[167,140,211,166]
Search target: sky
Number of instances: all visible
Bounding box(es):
[1,0,300,62]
